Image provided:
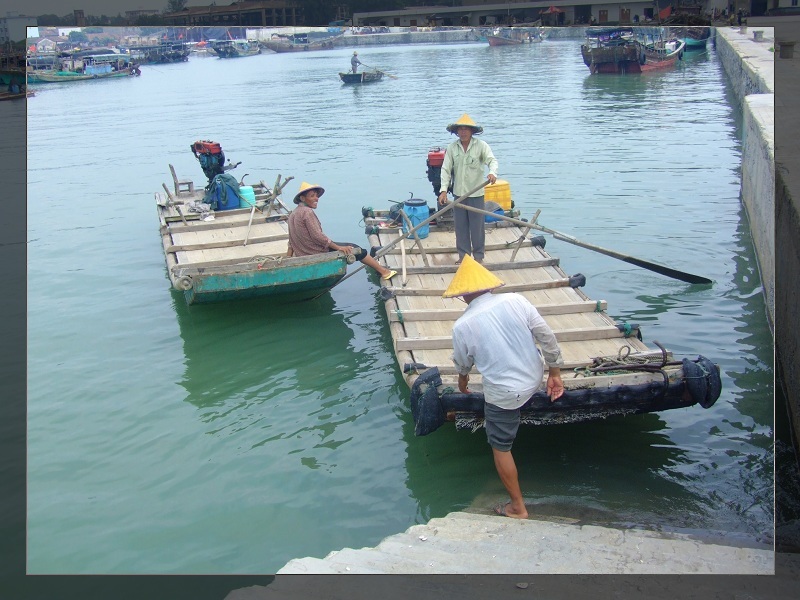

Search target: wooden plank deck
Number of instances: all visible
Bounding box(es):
[364,212,656,394]
[156,178,293,286]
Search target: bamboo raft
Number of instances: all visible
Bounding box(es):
[362,197,721,435]
[156,166,351,305]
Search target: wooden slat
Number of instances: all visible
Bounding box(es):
[170,255,284,272]
[400,257,558,275]
[389,279,572,296]
[166,233,289,253]
[377,240,529,255]
[394,325,638,351]
[387,300,608,322]
[164,214,285,233]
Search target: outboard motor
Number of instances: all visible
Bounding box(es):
[191,140,240,189]
[426,147,447,199]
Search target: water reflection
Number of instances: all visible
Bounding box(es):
[172,291,374,457]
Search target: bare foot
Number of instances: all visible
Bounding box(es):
[494,502,528,519]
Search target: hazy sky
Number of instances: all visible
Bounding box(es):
[8,1,165,17]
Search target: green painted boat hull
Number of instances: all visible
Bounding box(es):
[183,258,348,304]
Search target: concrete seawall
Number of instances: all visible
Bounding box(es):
[714,27,776,331]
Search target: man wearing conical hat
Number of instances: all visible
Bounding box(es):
[350,50,362,73]
[437,113,499,264]
[287,181,397,281]
[443,255,564,519]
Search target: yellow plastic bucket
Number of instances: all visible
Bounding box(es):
[484,179,512,210]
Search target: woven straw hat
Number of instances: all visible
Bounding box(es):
[442,254,505,298]
[293,181,325,204]
[446,113,484,135]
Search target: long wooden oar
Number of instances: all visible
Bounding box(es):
[307,180,491,299]
[454,203,713,285]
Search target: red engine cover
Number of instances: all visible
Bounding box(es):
[193,140,222,155]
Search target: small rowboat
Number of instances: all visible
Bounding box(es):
[156,166,351,305]
[339,70,384,84]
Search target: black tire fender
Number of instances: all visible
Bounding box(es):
[682,358,707,405]
[696,355,721,408]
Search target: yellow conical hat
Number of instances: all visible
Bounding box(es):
[442,254,505,298]
[446,113,484,134]
[293,181,325,204]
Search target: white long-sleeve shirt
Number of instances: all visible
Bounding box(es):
[451,292,564,409]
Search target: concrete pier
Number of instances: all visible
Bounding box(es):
[274,511,773,575]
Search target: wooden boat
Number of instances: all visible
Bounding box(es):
[671,26,711,50]
[261,35,338,53]
[156,167,351,305]
[27,52,137,83]
[581,27,685,74]
[210,39,261,58]
[130,42,190,64]
[339,70,384,84]
[663,13,712,50]
[487,34,524,46]
[361,197,721,435]
[27,67,133,83]
[0,89,33,101]
[487,27,541,46]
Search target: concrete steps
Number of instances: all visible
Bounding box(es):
[276,511,774,575]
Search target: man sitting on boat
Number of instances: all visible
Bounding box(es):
[443,255,564,519]
[351,51,362,73]
[287,182,397,281]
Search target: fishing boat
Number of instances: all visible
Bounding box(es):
[360,175,720,436]
[670,26,711,50]
[663,13,712,51]
[27,52,137,83]
[27,65,135,83]
[129,42,190,64]
[486,27,540,46]
[0,87,33,100]
[156,164,351,305]
[487,33,524,46]
[581,27,685,74]
[339,69,384,84]
[261,33,339,53]
[209,39,261,58]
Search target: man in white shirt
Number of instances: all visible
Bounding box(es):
[443,255,564,519]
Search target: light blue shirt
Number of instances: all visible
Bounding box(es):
[451,292,563,409]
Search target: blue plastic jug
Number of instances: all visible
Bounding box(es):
[402,198,429,239]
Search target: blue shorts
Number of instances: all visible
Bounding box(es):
[484,402,520,452]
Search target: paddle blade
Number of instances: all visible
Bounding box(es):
[621,257,713,285]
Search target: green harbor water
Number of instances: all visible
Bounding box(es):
[24,37,774,573]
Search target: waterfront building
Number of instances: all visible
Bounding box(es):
[349,1,776,27]
[1,12,37,44]
[163,0,306,27]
